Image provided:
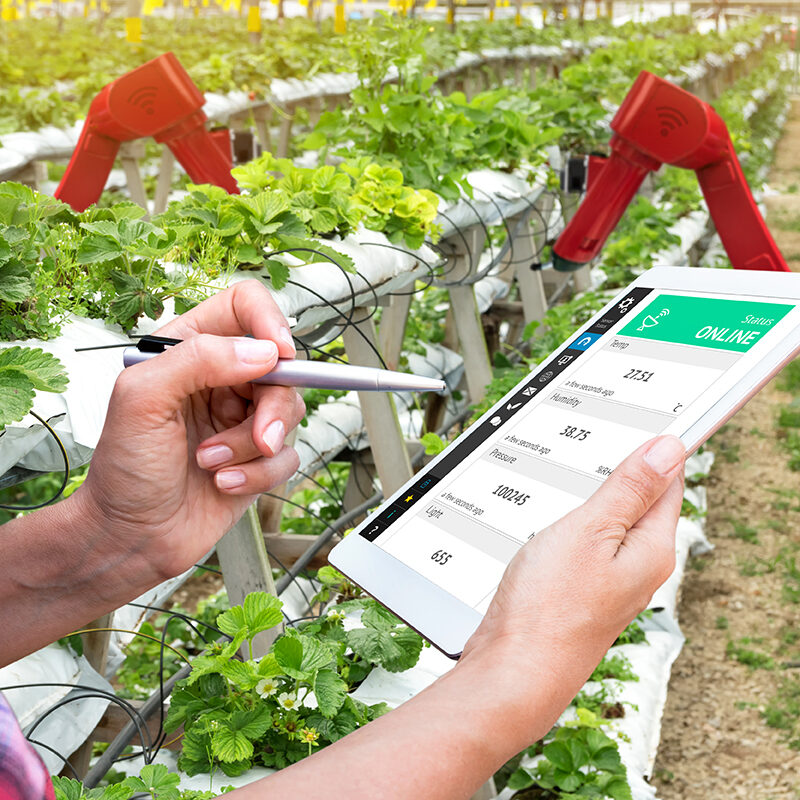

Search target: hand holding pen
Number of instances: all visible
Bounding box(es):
[123,336,446,393]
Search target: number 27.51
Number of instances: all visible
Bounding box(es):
[623,368,654,382]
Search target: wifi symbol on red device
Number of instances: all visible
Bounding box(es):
[127,86,158,116]
[657,106,688,137]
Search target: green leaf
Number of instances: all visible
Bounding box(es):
[52,777,87,800]
[0,260,34,302]
[506,767,535,791]
[95,786,134,800]
[77,234,123,264]
[274,633,334,679]
[218,658,257,688]
[361,602,403,631]
[79,220,123,240]
[211,727,254,763]
[243,591,284,633]
[317,566,345,587]
[273,635,303,675]
[0,346,68,392]
[543,740,574,772]
[237,193,290,234]
[122,763,180,800]
[309,207,339,234]
[256,652,283,677]
[603,777,634,800]
[219,758,251,777]
[314,667,348,718]
[185,654,229,686]
[0,368,35,427]
[108,269,142,293]
[345,623,423,673]
[305,708,359,742]
[236,243,262,264]
[420,432,446,456]
[274,211,308,239]
[556,771,582,793]
[179,726,213,767]
[277,236,355,273]
[109,202,148,221]
[265,259,290,290]
[591,745,622,772]
[231,707,272,739]
[217,592,284,644]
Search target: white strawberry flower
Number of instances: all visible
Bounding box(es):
[278,691,299,710]
[255,678,279,699]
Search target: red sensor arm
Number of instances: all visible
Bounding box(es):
[553,70,788,272]
[55,53,238,212]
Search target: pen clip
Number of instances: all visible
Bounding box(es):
[136,335,183,353]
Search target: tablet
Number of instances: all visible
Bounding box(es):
[329,267,800,658]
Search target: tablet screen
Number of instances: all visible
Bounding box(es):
[359,287,799,612]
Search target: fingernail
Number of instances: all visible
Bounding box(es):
[215,469,246,490]
[196,444,234,469]
[644,436,685,475]
[234,338,278,365]
[263,419,285,454]
[279,327,296,354]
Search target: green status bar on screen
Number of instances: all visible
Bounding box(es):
[619,294,794,353]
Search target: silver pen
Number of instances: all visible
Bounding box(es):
[122,337,447,394]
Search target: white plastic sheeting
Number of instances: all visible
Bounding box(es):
[439,169,547,237]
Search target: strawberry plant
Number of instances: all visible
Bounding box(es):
[306,79,562,203]
[507,709,632,799]
[231,153,441,250]
[166,592,423,775]
[52,765,234,800]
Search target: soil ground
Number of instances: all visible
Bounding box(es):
[651,99,800,799]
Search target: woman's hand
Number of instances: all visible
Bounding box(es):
[458,434,685,745]
[74,280,305,585]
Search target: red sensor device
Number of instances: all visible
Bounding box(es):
[55,52,239,212]
[553,70,788,272]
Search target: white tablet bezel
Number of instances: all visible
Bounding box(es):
[329,267,800,659]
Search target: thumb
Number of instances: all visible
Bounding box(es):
[576,435,686,537]
[122,335,280,411]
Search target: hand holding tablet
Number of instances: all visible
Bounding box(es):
[330,267,800,657]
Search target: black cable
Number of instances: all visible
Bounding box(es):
[2,683,153,764]
[84,666,190,787]
[284,277,388,369]
[125,602,228,642]
[26,739,80,780]
[191,563,222,575]
[269,550,315,613]
[0,412,70,511]
[288,463,345,508]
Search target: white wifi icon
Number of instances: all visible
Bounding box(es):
[127,86,158,116]
[657,106,688,137]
